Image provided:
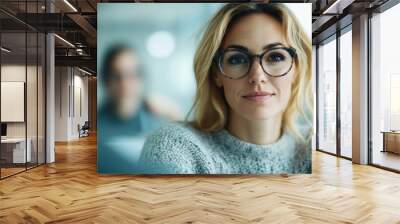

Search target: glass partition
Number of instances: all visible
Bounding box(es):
[0,1,46,179]
[1,30,28,178]
[317,36,337,155]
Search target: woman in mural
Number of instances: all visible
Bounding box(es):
[139,3,313,174]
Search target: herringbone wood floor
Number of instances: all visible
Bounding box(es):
[1,134,400,224]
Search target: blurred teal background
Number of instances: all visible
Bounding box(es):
[98,4,224,116]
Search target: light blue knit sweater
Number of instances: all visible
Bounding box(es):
[138,122,311,174]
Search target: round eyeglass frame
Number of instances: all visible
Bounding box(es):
[214,46,297,80]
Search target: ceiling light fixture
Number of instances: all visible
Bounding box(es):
[54,34,75,48]
[63,0,78,12]
[1,47,11,53]
[78,67,92,76]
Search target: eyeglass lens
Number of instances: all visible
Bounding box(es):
[220,48,293,79]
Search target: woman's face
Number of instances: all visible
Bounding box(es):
[216,13,296,121]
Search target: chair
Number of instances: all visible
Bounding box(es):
[78,121,90,138]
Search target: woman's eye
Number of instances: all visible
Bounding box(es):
[266,53,286,63]
[227,54,248,65]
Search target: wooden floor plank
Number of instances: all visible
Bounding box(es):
[0,134,400,223]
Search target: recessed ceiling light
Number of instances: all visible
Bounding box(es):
[63,0,78,12]
[78,67,92,76]
[54,34,75,48]
[1,47,11,53]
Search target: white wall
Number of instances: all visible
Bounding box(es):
[71,73,89,138]
[55,67,89,141]
[55,66,69,141]
[1,65,26,139]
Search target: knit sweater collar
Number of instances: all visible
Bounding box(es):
[212,128,296,155]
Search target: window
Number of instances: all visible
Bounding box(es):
[371,3,400,171]
[317,36,337,154]
[339,29,352,158]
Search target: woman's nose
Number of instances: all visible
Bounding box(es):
[247,58,268,84]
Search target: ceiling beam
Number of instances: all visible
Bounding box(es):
[55,55,96,73]
[67,13,97,39]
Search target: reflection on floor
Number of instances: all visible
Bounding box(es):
[1,167,25,178]
[373,150,400,171]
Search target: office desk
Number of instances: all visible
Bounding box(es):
[381,131,400,154]
[1,138,31,163]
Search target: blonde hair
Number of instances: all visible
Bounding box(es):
[188,3,313,141]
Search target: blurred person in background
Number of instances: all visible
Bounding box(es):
[98,45,181,173]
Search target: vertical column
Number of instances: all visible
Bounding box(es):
[312,45,317,150]
[352,14,369,164]
[46,1,55,163]
[336,30,341,157]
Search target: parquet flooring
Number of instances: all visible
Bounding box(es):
[0,134,400,223]
[1,167,26,178]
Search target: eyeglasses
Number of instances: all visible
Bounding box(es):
[214,46,297,79]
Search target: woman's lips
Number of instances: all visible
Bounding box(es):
[242,91,275,102]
